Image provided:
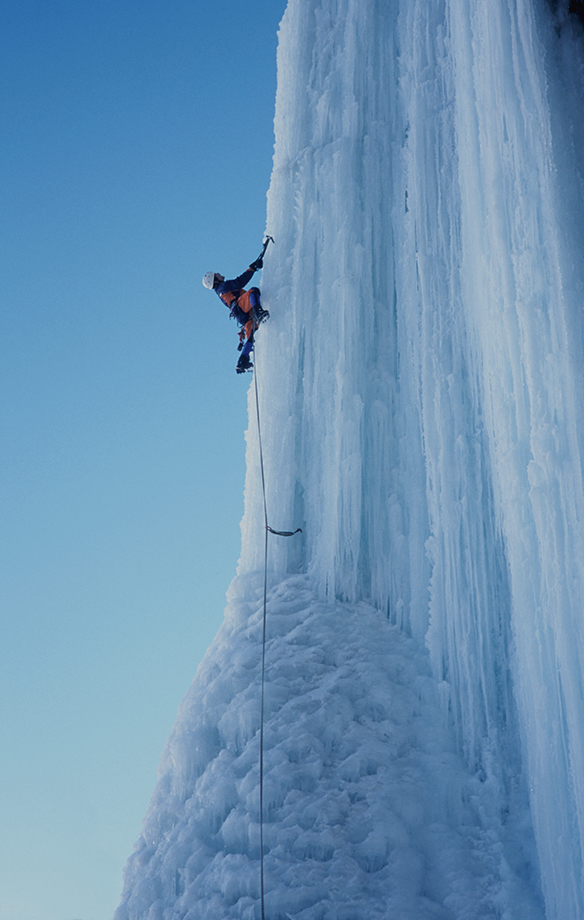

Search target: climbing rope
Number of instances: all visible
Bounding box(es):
[252,344,301,920]
[255,357,269,920]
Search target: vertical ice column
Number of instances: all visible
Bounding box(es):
[239,0,428,630]
[448,2,584,917]
[396,0,584,916]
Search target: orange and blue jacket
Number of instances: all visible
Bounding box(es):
[215,267,257,321]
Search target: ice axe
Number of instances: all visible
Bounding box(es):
[261,235,274,256]
[253,235,274,268]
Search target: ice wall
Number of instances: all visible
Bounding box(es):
[246,0,584,915]
[115,1,584,918]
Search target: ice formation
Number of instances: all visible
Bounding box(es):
[115,1,584,918]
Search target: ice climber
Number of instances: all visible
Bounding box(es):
[202,245,270,374]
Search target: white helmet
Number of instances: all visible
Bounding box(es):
[202,271,216,289]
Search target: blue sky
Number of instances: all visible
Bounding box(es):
[0,1,287,918]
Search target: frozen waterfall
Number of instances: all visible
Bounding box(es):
[115,1,584,918]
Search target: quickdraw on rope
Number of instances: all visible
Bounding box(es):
[253,339,301,920]
[267,526,302,537]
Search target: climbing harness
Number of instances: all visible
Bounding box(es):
[252,339,301,920]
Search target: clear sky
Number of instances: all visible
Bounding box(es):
[0,2,287,918]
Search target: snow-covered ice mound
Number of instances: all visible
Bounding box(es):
[115,575,541,920]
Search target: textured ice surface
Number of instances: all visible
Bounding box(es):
[115,576,542,920]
